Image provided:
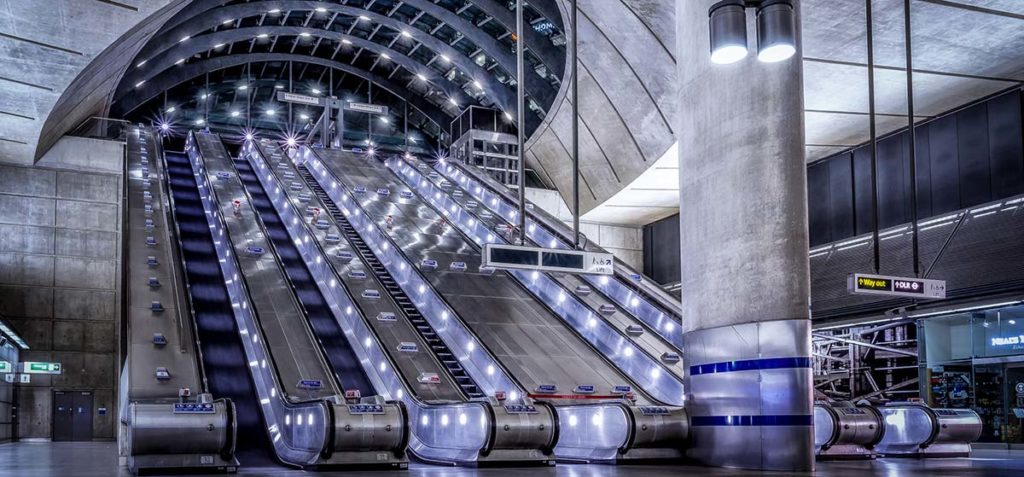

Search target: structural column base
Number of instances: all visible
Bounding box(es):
[684,318,814,471]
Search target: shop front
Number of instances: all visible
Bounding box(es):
[922,304,1024,445]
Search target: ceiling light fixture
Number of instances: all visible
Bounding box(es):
[755,0,797,62]
[341,39,352,45]
[708,1,748,64]
[708,0,796,65]
[230,111,240,117]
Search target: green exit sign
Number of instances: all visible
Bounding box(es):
[0,361,10,373]
[22,362,61,374]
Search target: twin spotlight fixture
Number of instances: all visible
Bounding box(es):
[709,0,796,65]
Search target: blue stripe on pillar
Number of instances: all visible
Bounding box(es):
[689,357,810,376]
[691,415,813,426]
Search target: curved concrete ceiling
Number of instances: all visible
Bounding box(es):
[0,0,187,165]
[110,0,567,135]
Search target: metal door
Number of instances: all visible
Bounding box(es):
[52,391,74,441]
[71,391,93,441]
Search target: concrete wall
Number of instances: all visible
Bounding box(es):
[0,0,182,165]
[525,187,643,269]
[0,335,18,442]
[0,137,123,439]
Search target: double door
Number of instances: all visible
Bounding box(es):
[53,390,92,441]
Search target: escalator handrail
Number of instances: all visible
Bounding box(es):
[192,132,338,407]
[246,141,455,402]
[303,147,528,398]
[222,140,346,398]
[155,138,212,393]
[444,160,683,321]
[388,156,678,405]
[421,157,683,363]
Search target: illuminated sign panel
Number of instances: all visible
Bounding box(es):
[848,273,946,299]
[276,91,324,107]
[21,362,61,374]
[483,244,613,275]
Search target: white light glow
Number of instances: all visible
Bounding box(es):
[711,45,748,65]
[758,44,796,63]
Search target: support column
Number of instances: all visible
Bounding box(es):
[676,1,812,471]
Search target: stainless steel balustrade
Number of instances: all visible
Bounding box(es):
[304,147,688,462]
[241,141,516,464]
[388,158,686,407]
[184,132,331,467]
[416,158,683,380]
[437,160,684,346]
[124,127,236,474]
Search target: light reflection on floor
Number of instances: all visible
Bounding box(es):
[0,442,1019,476]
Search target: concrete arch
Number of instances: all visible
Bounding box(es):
[112,53,453,130]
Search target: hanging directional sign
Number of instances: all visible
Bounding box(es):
[483,243,614,275]
[848,273,946,299]
[345,102,389,115]
[0,361,10,373]
[276,91,325,107]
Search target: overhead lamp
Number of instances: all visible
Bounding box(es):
[503,111,513,121]
[257,33,269,39]
[755,0,796,62]
[380,53,390,60]
[160,122,170,131]
[315,7,327,13]
[179,35,190,43]
[275,84,284,89]
[358,15,370,21]
[341,39,352,45]
[300,32,312,38]
[166,106,176,113]
[400,31,412,38]
[415,73,426,81]
[214,43,225,49]
[174,58,185,65]
[230,111,240,117]
[708,0,796,64]
[311,88,321,95]
[286,137,297,147]
[268,9,281,14]
[380,117,389,124]
[200,93,208,100]
[265,109,276,116]
[136,60,147,67]
[245,133,254,141]
[300,113,310,120]
[195,118,205,125]
[472,80,482,89]
[448,98,458,107]
[708,1,748,64]
[440,54,450,62]
[223,19,234,25]
[238,84,248,90]
[135,80,145,88]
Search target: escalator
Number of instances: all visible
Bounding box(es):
[301,147,690,462]
[190,132,407,468]
[435,161,684,348]
[418,160,683,381]
[243,140,558,464]
[164,149,272,466]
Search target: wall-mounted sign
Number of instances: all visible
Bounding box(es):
[21,362,61,375]
[848,273,946,299]
[0,361,11,373]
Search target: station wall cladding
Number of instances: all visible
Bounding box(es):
[807,88,1024,247]
[0,159,122,440]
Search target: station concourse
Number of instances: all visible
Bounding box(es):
[0,0,1022,475]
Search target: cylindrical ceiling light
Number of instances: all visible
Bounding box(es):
[756,0,796,63]
[708,0,748,65]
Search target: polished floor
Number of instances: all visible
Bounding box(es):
[0,442,1020,476]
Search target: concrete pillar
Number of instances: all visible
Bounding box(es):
[676,1,812,471]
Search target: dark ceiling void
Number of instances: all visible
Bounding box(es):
[113,0,567,145]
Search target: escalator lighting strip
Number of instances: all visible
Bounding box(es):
[691,415,813,426]
[689,357,810,376]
